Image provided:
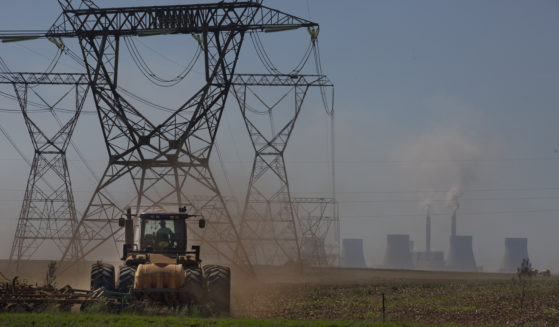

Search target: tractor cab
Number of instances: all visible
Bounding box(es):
[119,207,205,264]
[139,212,188,252]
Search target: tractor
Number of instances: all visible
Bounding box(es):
[89,207,231,313]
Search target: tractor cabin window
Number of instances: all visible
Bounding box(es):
[140,218,186,252]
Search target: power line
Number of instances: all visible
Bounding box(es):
[124,36,201,87]
[133,37,204,77]
[0,186,558,203]
[249,31,314,75]
[0,121,30,166]
[0,90,96,115]
[214,142,240,215]
[337,196,559,203]
[344,209,559,219]
[296,187,559,195]
[118,86,176,113]
[16,43,82,72]
[293,157,559,164]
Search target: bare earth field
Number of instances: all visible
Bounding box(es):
[2,262,559,326]
[232,266,559,326]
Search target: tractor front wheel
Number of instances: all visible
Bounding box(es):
[204,265,230,314]
[184,267,205,306]
[117,265,136,293]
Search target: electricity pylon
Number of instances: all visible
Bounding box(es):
[231,74,332,265]
[293,197,339,266]
[0,73,89,271]
[41,2,318,273]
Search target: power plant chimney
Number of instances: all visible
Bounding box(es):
[342,238,367,268]
[451,197,459,237]
[383,234,413,269]
[426,205,431,253]
[445,197,477,271]
[413,205,444,270]
[499,238,529,273]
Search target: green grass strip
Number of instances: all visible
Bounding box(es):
[0,313,481,327]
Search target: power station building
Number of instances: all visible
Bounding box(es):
[383,234,413,269]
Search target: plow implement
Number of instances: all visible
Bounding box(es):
[0,277,127,312]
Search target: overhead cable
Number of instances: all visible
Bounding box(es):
[124,36,201,87]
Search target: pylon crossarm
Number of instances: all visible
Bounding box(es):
[0,72,91,85]
[41,2,317,38]
[0,1,317,51]
[6,74,91,153]
[232,74,332,87]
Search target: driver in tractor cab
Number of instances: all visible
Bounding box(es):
[155,220,174,250]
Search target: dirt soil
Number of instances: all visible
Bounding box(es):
[232,266,559,326]
[5,262,559,325]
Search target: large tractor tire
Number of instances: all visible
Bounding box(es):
[184,267,205,305]
[118,265,137,293]
[204,265,230,314]
[90,262,115,291]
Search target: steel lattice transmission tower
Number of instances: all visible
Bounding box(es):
[231,74,332,265]
[293,197,339,266]
[0,73,89,270]
[3,1,321,273]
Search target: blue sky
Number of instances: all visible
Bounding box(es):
[1,0,559,271]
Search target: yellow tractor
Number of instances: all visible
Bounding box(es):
[89,208,230,313]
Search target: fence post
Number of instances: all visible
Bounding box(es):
[382,292,386,323]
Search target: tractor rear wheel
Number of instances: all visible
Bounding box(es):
[204,265,230,314]
[184,267,205,306]
[90,262,115,291]
[117,265,136,293]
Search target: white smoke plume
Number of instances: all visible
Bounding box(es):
[419,197,434,211]
[396,129,504,213]
[446,185,461,209]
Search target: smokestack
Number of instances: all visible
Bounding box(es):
[383,234,413,269]
[342,238,367,268]
[446,235,477,271]
[499,238,529,273]
[413,206,444,270]
[426,205,431,253]
[451,198,459,237]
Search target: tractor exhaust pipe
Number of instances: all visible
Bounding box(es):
[125,208,134,246]
[119,208,135,259]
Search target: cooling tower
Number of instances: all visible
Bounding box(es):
[383,234,413,269]
[446,235,477,271]
[342,238,367,268]
[499,238,529,273]
[301,236,328,266]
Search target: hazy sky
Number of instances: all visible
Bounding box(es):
[0,0,559,272]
